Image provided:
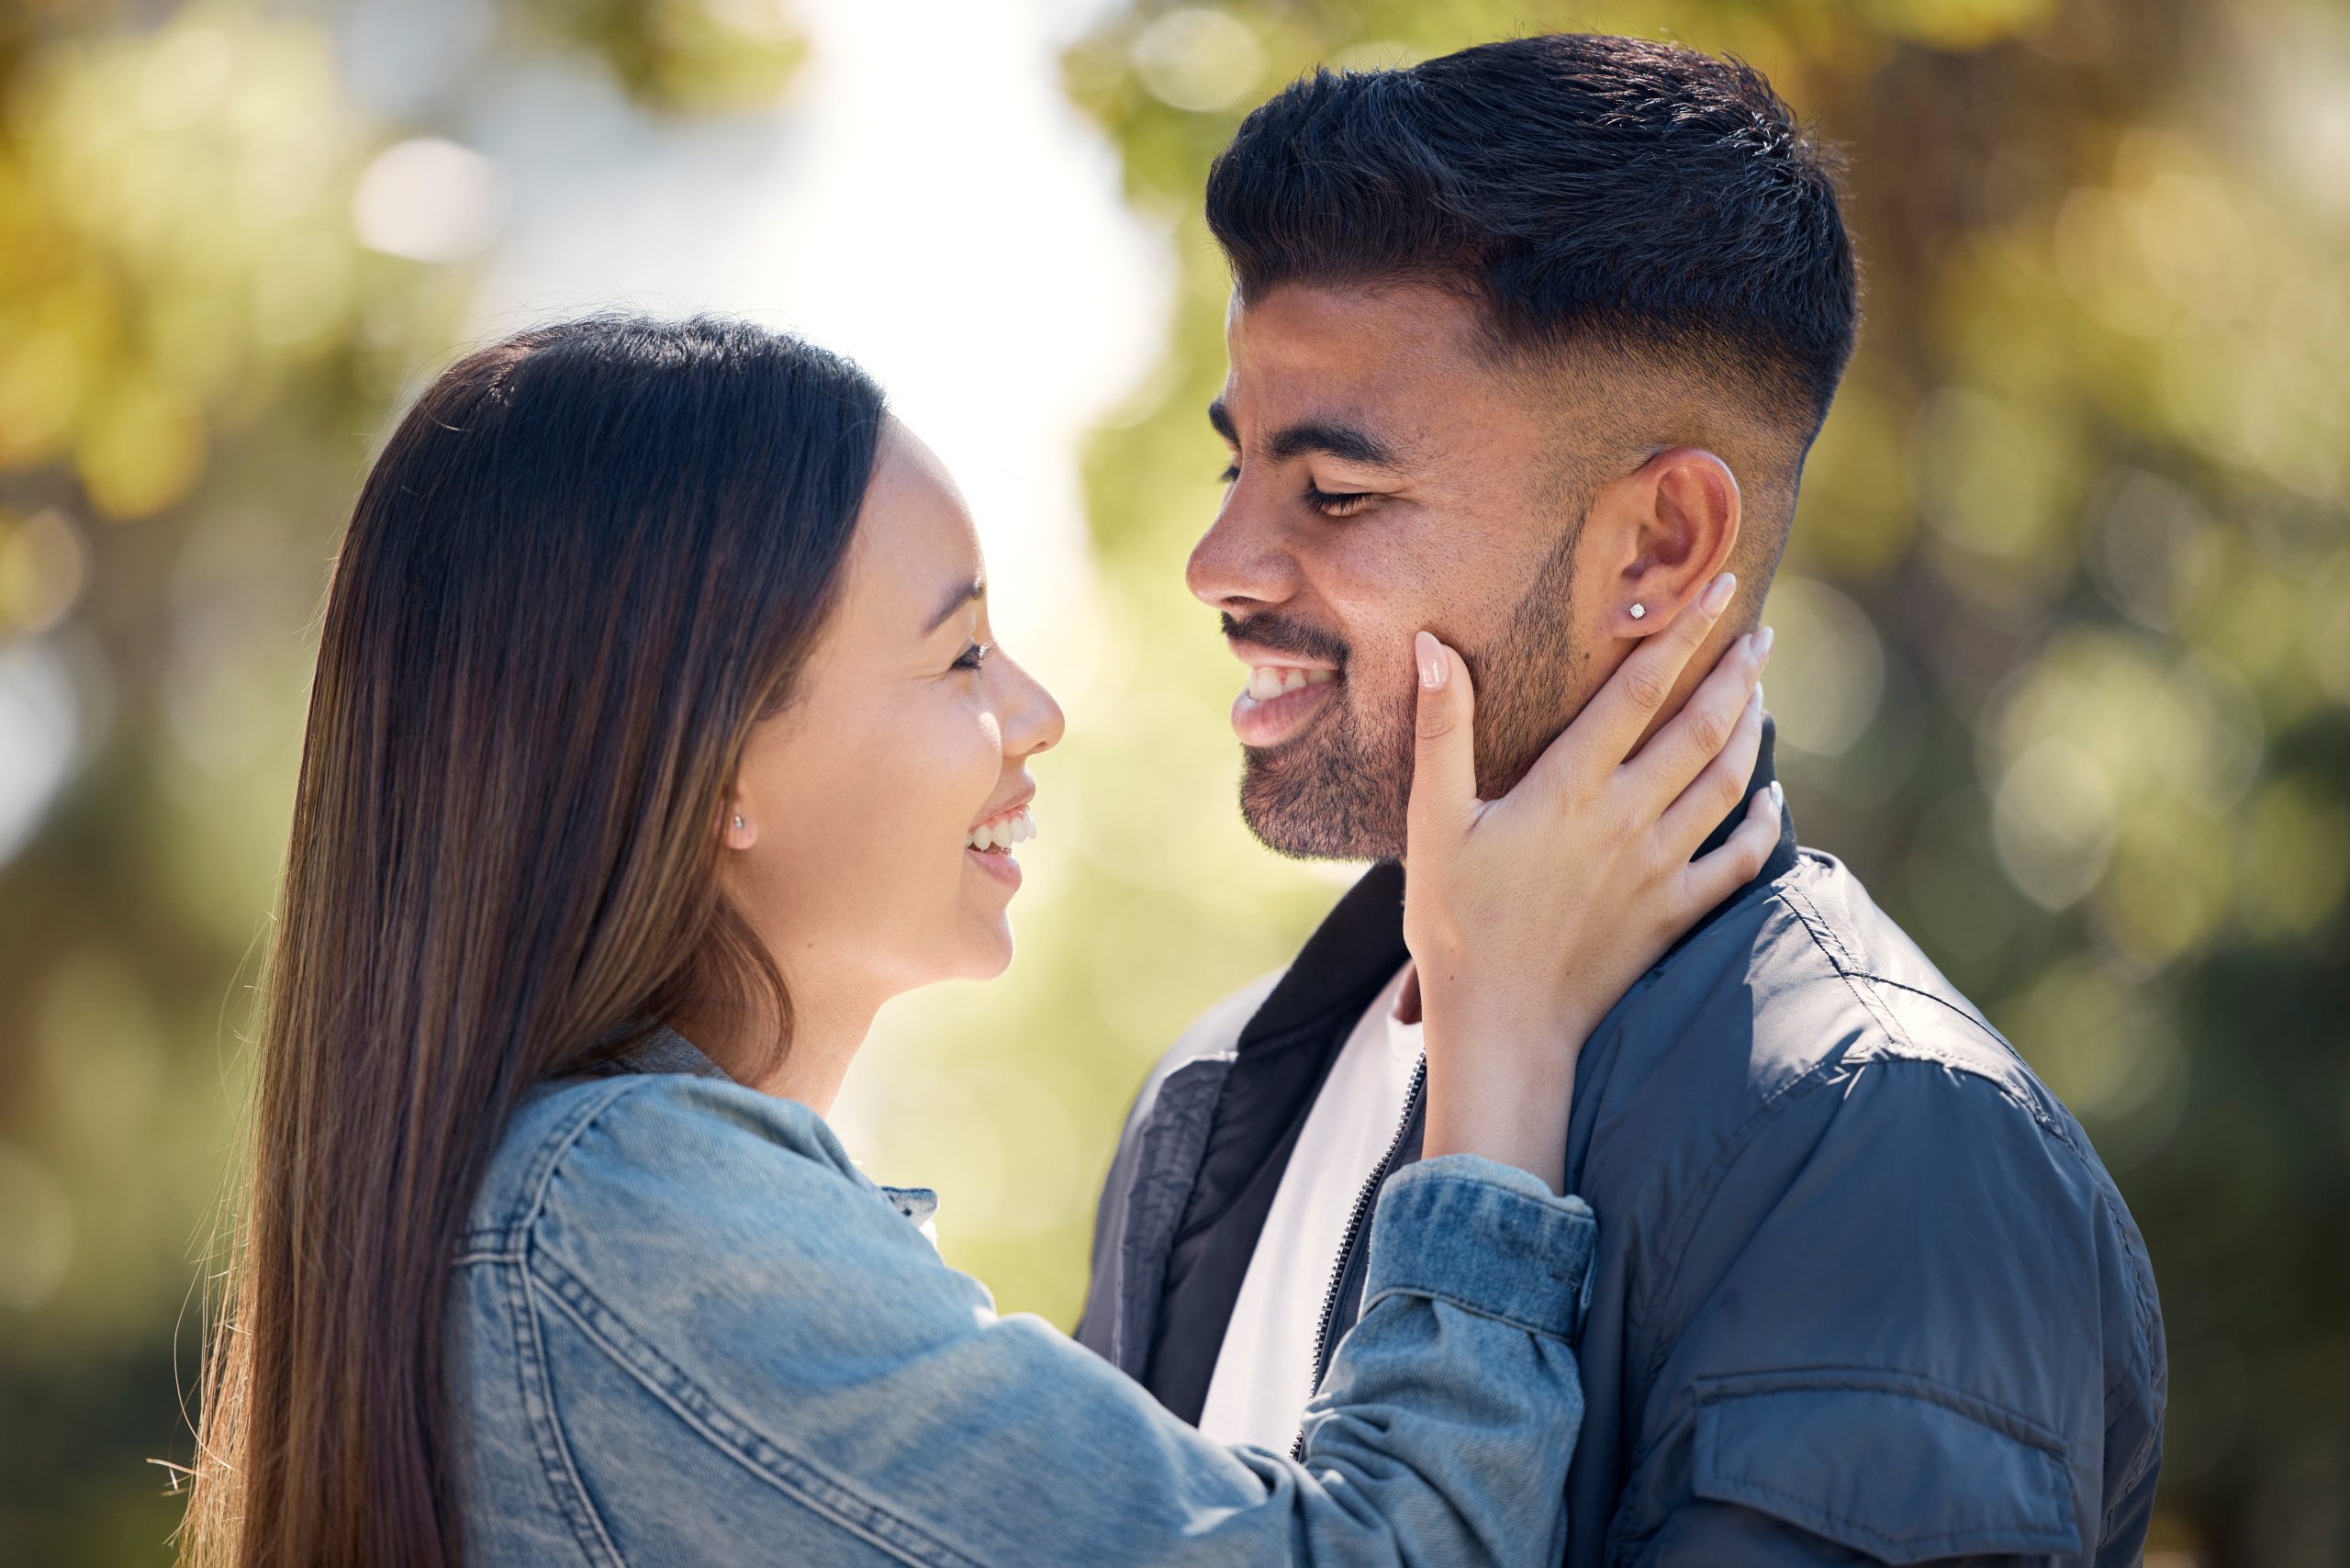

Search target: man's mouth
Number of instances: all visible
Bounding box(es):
[1244,666,1337,701]
[1232,666,1338,748]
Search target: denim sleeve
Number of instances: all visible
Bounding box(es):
[1612,1062,2161,1567]
[520,1081,1595,1568]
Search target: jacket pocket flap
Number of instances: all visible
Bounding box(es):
[1691,1372,2082,1565]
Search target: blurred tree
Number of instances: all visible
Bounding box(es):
[1055,2,2349,1564]
[0,2,807,1560]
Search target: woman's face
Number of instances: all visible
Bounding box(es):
[723,420,1064,1002]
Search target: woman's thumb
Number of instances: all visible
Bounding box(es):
[1407,632,1477,844]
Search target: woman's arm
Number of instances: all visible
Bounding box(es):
[498,1076,1594,1568]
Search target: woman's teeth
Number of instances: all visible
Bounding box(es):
[966,805,1036,854]
[1246,666,1337,701]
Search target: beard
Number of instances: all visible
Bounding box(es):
[1237,523,1589,861]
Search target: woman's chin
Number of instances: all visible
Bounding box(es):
[942,913,1016,981]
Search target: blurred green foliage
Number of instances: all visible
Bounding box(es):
[0,1,2343,1565]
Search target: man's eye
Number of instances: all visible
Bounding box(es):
[1218,463,1239,484]
[952,641,993,673]
[1305,486,1374,519]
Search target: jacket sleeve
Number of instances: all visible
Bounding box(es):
[523,1079,1595,1568]
[1614,1060,2162,1567]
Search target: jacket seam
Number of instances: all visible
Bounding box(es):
[1795,895,2158,1456]
[526,1249,988,1568]
[1630,1049,1848,1388]
[1633,887,2124,1395]
[1629,883,1862,1383]
[1695,1466,2075,1561]
[464,1079,643,1249]
[1359,1282,1580,1345]
[505,1250,628,1568]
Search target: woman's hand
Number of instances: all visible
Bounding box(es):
[1404,570,1778,1191]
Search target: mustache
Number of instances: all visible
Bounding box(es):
[1221,611,1350,668]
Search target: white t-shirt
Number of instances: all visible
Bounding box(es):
[1197,963,1423,1454]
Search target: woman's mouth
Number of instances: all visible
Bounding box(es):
[964,803,1035,888]
[1232,666,1337,748]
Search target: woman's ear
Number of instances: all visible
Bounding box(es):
[1597,446,1742,637]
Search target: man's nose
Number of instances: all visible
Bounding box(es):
[1186,493,1302,610]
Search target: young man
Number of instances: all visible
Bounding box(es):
[1077,36,2165,1567]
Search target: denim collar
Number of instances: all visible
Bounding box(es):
[582,1024,733,1081]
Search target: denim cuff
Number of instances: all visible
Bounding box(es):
[1361,1154,1597,1344]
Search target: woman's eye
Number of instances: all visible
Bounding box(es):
[1305,486,1374,519]
[952,641,993,673]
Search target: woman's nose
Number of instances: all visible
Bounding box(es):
[1002,657,1065,758]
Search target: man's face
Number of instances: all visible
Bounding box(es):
[1193,283,1607,859]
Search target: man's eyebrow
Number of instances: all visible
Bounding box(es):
[923,576,984,636]
[1205,398,1402,471]
[1266,420,1400,470]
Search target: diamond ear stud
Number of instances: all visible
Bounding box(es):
[1629,603,1647,621]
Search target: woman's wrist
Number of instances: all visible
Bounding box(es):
[1422,1072,1573,1194]
[1422,1025,1579,1194]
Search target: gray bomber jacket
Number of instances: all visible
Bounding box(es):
[1078,758,2165,1568]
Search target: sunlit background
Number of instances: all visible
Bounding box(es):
[2,0,2345,1562]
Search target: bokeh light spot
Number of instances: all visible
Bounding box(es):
[1131,8,1264,112]
[0,1142,74,1310]
[1760,573,1886,756]
[352,137,507,263]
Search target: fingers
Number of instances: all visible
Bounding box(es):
[1628,622,1774,808]
[1405,632,1479,853]
[1570,570,1740,774]
[1677,777,1784,915]
[1655,673,1767,858]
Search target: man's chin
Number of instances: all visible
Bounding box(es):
[1237,754,1408,863]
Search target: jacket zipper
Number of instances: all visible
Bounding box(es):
[1292,1051,1427,1461]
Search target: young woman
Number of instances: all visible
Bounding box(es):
[181,316,1777,1567]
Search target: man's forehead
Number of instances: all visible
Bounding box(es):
[1217,283,1530,457]
[1225,281,1484,375]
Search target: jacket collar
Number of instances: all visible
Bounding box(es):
[579,1023,733,1081]
[1237,716,1799,1057]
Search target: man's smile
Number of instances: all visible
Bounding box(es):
[1225,636,1341,747]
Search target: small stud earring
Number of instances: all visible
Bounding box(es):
[1629,602,1647,621]
[733,815,745,830]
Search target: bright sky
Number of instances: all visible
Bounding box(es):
[467,0,1168,675]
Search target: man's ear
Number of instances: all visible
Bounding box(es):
[1590,446,1741,637]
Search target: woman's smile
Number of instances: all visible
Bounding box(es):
[964,794,1037,888]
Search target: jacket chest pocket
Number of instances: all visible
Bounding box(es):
[1687,1370,2083,1564]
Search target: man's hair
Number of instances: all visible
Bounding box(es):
[1204,34,1859,438]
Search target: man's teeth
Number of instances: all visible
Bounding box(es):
[1246,666,1337,701]
[966,805,1037,854]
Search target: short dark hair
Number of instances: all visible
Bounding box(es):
[1205,35,1859,432]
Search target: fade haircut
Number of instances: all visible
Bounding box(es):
[1204,34,1859,442]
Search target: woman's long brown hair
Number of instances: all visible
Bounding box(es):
[179,317,886,1567]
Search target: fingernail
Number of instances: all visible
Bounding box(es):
[1416,631,1448,690]
[1701,572,1737,616]
[1769,778,1785,814]
[1754,624,1775,663]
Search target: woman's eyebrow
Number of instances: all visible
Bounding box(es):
[923,576,984,635]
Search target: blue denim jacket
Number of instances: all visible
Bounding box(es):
[445,1033,1601,1566]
